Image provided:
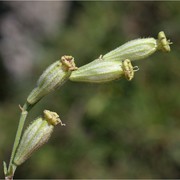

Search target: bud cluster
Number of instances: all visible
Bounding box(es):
[26,31,171,101]
[69,31,171,83]
[5,31,172,179]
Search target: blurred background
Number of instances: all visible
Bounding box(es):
[0,1,180,179]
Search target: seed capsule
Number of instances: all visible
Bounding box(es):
[70,59,138,83]
[103,31,171,62]
[13,110,65,166]
[27,55,78,106]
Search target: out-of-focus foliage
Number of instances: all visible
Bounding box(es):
[0,1,180,179]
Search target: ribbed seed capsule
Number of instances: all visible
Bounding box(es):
[102,31,171,62]
[27,55,78,106]
[70,59,138,83]
[13,110,65,166]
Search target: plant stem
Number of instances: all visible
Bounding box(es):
[6,103,30,178]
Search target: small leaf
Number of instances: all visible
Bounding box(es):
[3,161,7,175]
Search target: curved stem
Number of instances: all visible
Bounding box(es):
[6,103,30,179]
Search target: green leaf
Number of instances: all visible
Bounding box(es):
[3,161,7,175]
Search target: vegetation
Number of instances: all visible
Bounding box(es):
[0,1,180,179]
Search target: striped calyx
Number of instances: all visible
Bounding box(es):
[13,110,65,166]
[102,31,171,62]
[70,59,138,83]
[27,55,78,106]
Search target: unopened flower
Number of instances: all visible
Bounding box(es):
[27,56,78,106]
[13,110,65,166]
[102,31,172,62]
[70,59,138,83]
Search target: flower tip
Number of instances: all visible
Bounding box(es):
[60,55,78,71]
[122,59,139,81]
[157,31,172,52]
[43,110,65,126]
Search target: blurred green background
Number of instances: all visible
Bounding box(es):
[0,1,180,179]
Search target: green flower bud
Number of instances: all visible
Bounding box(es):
[102,31,172,62]
[13,110,65,166]
[27,55,78,106]
[70,59,138,83]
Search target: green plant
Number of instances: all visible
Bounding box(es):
[3,31,171,180]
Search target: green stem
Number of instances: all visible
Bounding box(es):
[6,103,30,178]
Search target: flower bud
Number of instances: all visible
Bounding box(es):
[13,110,65,166]
[27,55,78,106]
[70,59,138,83]
[103,31,171,62]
